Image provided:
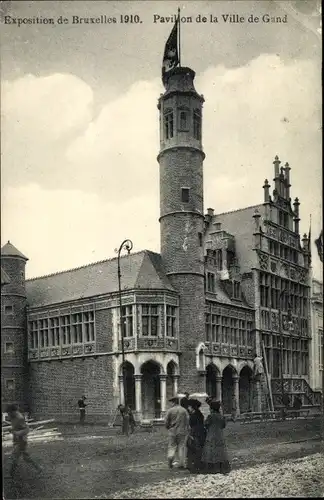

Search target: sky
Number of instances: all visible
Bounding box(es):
[1,0,322,280]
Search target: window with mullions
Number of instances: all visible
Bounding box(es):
[206,272,215,293]
[292,339,299,374]
[222,316,230,343]
[50,317,60,346]
[301,340,309,375]
[166,305,176,337]
[164,110,174,139]
[121,305,133,338]
[246,322,253,346]
[84,311,95,342]
[142,305,159,336]
[39,319,49,348]
[239,319,246,344]
[193,109,201,140]
[72,313,83,344]
[230,318,238,344]
[61,315,71,345]
[319,329,323,369]
[29,320,39,349]
[206,314,220,343]
[205,313,211,342]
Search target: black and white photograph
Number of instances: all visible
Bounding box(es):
[1,0,323,498]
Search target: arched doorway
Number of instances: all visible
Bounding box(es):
[222,365,236,414]
[205,364,218,399]
[141,361,161,419]
[121,362,135,410]
[239,365,253,413]
[166,361,177,405]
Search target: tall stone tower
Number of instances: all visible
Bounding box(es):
[158,67,206,393]
[1,241,28,411]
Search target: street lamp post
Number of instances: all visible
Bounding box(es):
[278,288,293,420]
[117,239,133,408]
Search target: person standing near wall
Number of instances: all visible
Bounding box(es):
[78,395,87,425]
[6,404,42,477]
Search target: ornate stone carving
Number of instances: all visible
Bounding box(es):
[222,345,230,356]
[259,253,269,271]
[239,346,246,356]
[270,261,277,273]
[73,345,83,355]
[271,312,279,332]
[62,347,71,356]
[212,343,221,354]
[267,226,277,238]
[84,344,94,354]
[40,349,49,358]
[231,346,238,356]
[50,348,59,357]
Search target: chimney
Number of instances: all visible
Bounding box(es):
[205,207,214,224]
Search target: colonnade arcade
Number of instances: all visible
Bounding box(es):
[119,359,179,419]
[205,362,254,415]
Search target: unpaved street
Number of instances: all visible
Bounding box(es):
[2,417,323,499]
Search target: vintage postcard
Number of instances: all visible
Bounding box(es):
[1,0,323,498]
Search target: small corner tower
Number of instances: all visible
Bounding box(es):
[157,66,206,393]
[1,241,28,411]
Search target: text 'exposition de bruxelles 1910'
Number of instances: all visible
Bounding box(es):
[3,13,288,28]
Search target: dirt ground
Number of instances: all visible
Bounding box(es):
[2,417,323,499]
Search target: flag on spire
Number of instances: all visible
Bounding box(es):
[162,15,180,85]
[315,229,323,263]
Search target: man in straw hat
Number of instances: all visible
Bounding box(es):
[164,396,190,470]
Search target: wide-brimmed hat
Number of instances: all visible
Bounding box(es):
[169,396,179,403]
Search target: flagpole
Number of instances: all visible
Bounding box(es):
[178,7,181,67]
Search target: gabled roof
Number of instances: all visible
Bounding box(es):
[1,267,11,286]
[206,204,264,274]
[1,241,28,260]
[26,250,175,308]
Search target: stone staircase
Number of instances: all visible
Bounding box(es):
[271,377,322,410]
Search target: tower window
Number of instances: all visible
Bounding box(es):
[207,272,216,293]
[181,188,190,203]
[233,281,241,299]
[5,379,15,391]
[193,109,201,140]
[5,342,14,354]
[179,110,189,131]
[164,110,174,139]
[4,305,13,315]
[198,232,203,247]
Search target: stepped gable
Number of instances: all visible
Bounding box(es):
[1,241,28,260]
[26,250,175,308]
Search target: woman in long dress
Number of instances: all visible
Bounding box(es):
[202,400,231,474]
[186,399,206,473]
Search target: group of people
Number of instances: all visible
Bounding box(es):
[165,393,231,474]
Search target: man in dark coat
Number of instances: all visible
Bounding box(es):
[78,395,87,424]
